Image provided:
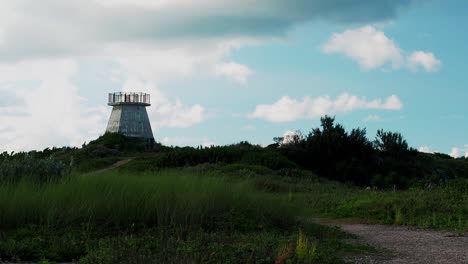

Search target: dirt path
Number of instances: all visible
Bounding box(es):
[338,223,468,264]
[85,158,134,175]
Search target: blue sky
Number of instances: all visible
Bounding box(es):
[0,0,467,156]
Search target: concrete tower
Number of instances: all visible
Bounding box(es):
[106,92,154,141]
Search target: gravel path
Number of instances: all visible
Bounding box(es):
[339,223,468,264]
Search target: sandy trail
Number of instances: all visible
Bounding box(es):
[338,223,468,264]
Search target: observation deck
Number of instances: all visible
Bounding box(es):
[108,92,151,106]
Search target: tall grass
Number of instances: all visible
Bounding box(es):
[0,155,69,184]
[298,179,468,231]
[0,170,295,231]
[0,167,381,263]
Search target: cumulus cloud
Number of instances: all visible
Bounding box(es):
[281,130,304,145]
[450,147,461,158]
[0,59,109,151]
[421,145,468,157]
[214,62,253,84]
[152,98,205,129]
[323,26,403,69]
[117,79,206,129]
[449,145,468,158]
[418,146,434,154]
[249,93,403,122]
[408,51,441,72]
[322,26,441,72]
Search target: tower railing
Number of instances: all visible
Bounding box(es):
[108,92,151,106]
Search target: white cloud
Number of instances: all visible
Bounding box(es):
[364,114,381,122]
[408,51,441,72]
[449,145,468,158]
[418,146,434,154]
[160,136,214,147]
[153,98,205,129]
[322,26,441,72]
[0,59,109,151]
[450,147,461,158]
[249,93,403,122]
[214,62,253,84]
[119,79,205,129]
[106,39,258,83]
[281,130,303,145]
[322,26,403,69]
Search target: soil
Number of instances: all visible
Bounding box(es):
[338,223,468,264]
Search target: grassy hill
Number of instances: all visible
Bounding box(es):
[0,126,467,263]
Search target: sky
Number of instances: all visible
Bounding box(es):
[0,0,467,157]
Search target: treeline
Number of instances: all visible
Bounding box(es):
[270,116,424,187]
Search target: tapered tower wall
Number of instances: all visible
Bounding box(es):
[106,92,154,141]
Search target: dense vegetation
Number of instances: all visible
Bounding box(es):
[273,116,468,188]
[0,169,375,263]
[0,116,467,263]
[2,115,467,189]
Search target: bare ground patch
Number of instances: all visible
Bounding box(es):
[338,223,468,264]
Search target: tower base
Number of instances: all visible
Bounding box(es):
[106,105,154,140]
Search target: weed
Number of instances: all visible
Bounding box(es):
[295,229,317,263]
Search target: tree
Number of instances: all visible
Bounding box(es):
[273,137,284,145]
[373,129,409,155]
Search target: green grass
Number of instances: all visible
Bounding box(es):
[295,179,468,231]
[0,170,294,231]
[0,169,378,263]
[1,222,367,263]
[179,163,468,231]
[3,163,464,263]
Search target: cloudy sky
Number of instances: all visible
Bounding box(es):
[0,0,466,157]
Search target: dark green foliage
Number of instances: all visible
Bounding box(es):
[274,116,466,189]
[0,223,366,264]
[86,133,165,153]
[433,152,453,159]
[278,116,377,186]
[120,142,296,171]
[374,129,409,155]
